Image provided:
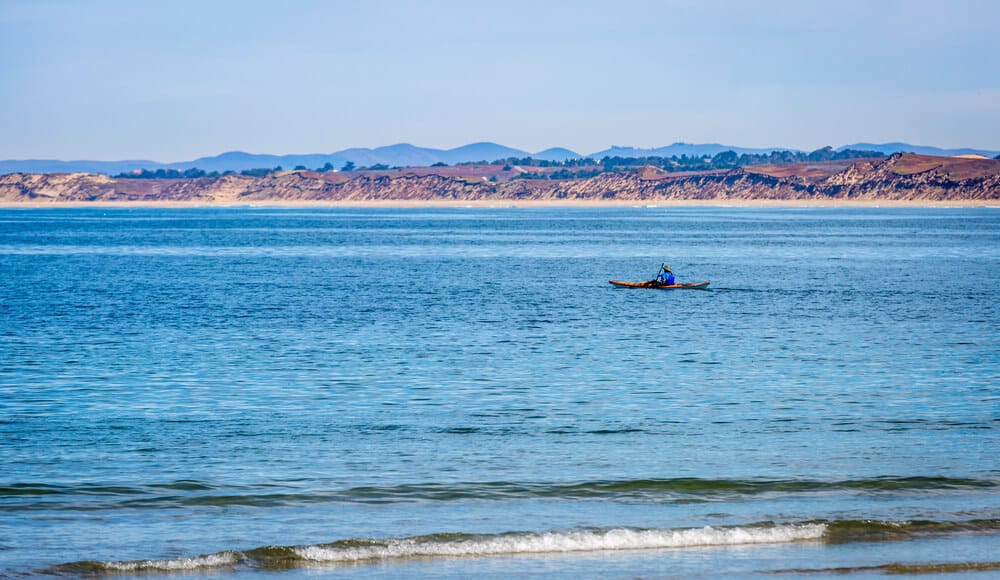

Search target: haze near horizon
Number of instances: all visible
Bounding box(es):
[1,0,997,161]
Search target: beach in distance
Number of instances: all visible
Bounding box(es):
[2,198,997,209]
[1,206,998,577]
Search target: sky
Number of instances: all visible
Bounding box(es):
[1,0,998,160]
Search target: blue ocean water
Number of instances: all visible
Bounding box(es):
[0,206,998,578]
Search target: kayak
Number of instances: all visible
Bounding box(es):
[609,280,710,289]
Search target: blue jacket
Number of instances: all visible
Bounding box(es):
[658,271,675,285]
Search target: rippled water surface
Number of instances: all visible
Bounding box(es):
[1,207,998,577]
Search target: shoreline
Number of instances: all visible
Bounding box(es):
[1,199,997,209]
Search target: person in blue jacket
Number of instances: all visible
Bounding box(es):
[655,264,675,286]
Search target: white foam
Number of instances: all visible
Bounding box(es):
[295,524,826,563]
[102,551,240,571]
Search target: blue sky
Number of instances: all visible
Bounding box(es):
[1,0,998,160]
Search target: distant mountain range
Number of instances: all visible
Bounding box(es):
[2,142,997,175]
[834,143,1000,157]
[589,143,793,158]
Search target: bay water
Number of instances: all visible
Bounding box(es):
[1,206,998,577]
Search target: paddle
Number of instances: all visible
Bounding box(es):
[650,262,665,287]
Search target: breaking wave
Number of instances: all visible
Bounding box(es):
[45,518,1000,575]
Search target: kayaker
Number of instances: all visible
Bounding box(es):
[655,264,675,286]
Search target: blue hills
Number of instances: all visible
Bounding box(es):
[2,142,997,175]
[835,142,999,157]
[589,143,792,158]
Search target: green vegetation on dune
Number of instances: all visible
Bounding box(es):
[507,147,885,179]
[113,148,885,180]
